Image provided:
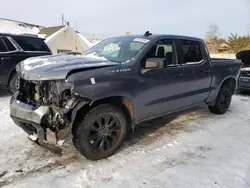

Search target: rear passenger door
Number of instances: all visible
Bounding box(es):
[178,39,212,105]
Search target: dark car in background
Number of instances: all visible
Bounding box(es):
[236,50,250,92]
[0,33,51,92]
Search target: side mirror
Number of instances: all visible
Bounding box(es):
[145,58,163,69]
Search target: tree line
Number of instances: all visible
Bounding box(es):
[205,24,250,54]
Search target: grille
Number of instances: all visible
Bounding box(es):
[241,71,250,77]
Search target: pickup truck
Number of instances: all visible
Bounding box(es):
[10,32,242,160]
[0,33,52,93]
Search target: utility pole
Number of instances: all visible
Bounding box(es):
[247,24,250,36]
[62,14,65,26]
[75,20,78,51]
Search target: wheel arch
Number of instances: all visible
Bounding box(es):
[8,68,17,87]
[220,77,236,93]
[72,96,135,131]
[206,76,236,106]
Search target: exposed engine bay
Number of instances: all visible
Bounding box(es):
[13,78,88,152]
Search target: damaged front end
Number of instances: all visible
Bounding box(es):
[10,78,88,154]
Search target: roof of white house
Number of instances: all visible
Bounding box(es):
[0,18,42,35]
[0,18,101,49]
[38,25,68,42]
[77,32,101,48]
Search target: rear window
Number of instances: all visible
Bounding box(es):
[12,36,50,52]
[180,40,204,64]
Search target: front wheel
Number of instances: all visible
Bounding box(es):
[9,73,20,93]
[72,104,128,160]
[208,84,233,114]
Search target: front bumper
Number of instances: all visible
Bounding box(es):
[10,95,63,154]
[238,77,250,91]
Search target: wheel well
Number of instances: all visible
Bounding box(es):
[73,96,134,128]
[8,69,16,86]
[221,77,236,93]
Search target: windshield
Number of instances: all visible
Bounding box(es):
[82,37,150,62]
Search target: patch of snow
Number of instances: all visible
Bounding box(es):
[22,57,49,70]
[37,34,46,39]
[1,95,250,188]
[82,53,108,61]
[0,19,41,35]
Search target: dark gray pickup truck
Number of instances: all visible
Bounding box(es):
[10,32,241,160]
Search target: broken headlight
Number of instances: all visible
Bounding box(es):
[56,81,76,109]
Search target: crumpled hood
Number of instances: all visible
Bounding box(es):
[17,54,118,80]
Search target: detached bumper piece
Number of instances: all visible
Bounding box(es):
[10,98,63,154]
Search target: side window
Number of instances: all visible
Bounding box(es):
[180,40,204,64]
[0,38,8,52]
[142,39,178,69]
[2,37,16,51]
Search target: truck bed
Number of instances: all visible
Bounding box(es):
[210,58,242,67]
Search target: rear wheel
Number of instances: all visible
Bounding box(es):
[208,84,233,114]
[72,104,127,160]
[9,72,20,93]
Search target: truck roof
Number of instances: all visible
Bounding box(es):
[113,33,204,42]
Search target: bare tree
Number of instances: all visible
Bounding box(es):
[205,24,221,53]
[205,24,220,41]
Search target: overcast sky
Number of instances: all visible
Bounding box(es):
[1,0,249,38]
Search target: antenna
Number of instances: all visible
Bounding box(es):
[75,20,78,51]
[144,31,152,37]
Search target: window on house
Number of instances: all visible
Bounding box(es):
[57,49,71,54]
[180,40,204,64]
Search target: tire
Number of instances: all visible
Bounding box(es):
[208,84,233,114]
[9,73,20,93]
[72,104,128,160]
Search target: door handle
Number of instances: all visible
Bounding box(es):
[173,72,183,77]
[203,69,211,73]
[1,57,11,60]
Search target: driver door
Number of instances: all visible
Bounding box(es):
[135,38,188,120]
